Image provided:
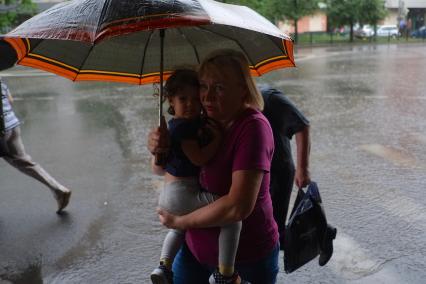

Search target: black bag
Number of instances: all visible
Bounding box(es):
[283,182,333,273]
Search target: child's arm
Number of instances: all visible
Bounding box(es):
[181,122,222,166]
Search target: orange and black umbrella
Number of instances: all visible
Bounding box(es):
[2,0,294,120]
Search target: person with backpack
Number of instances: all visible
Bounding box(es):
[260,85,311,248]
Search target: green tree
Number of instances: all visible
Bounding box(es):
[358,0,387,35]
[220,0,320,44]
[264,0,320,43]
[326,0,361,42]
[0,0,37,33]
[327,0,387,42]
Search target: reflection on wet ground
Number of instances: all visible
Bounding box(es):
[0,259,42,284]
[0,43,425,283]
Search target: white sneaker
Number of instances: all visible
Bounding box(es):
[150,265,173,284]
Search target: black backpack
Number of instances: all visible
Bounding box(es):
[283,182,337,273]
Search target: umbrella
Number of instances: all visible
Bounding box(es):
[2,0,295,162]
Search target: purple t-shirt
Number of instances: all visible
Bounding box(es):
[186,108,278,265]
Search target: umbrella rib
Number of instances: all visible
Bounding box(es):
[24,39,44,62]
[264,35,295,68]
[197,26,256,69]
[139,30,154,83]
[268,34,289,56]
[177,28,200,65]
[74,44,96,81]
[95,0,112,38]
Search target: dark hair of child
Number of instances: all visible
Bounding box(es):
[164,69,200,115]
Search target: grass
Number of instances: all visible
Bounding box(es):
[294,32,426,46]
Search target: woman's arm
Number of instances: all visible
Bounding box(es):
[158,169,263,230]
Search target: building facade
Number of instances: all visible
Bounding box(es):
[278,0,425,34]
[384,0,426,30]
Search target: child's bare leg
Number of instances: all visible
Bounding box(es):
[218,221,242,276]
[159,229,184,269]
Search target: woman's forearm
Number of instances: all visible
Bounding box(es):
[173,170,263,230]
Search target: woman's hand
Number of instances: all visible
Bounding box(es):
[157,207,186,230]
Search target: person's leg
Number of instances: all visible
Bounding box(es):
[194,190,243,281]
[158,179,216,216]
[270,169,294,247]
[159,229,185,267]
[217,221,242,276]
[4,127,69,192]
[153,179,209,282]
[172,243,211,284]
[236,243,280,284]
[3,127,71,212]
[151,230,183,283]
[159,181,243,280]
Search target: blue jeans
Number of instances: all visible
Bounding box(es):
[172,242,279,284]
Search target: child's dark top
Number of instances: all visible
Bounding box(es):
[166,117,204,177]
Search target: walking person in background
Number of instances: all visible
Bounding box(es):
[259,84,311,248]
[0,77,71,214]
[148,49,279,284]
[149,69,242,284]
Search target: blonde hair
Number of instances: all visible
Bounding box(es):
[199,49,264,110]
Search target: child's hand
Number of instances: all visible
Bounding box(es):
[204,119,223,140]
[197,118,222,147]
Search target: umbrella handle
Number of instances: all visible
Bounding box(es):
[154,115,168,166]
[158,28,165,126]
[155,29,167,166]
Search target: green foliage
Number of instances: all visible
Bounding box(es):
[264,0,320,22]
[0,0,37,33]
[358,0,387,26]
[326,0,360,28]
[327,0,387,28]
[219,0,320,43]
[219,0,320,23]
[326,0,387,41]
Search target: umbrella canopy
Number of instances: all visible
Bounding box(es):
[2,0,294,85]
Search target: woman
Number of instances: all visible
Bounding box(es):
[148,50,279,284]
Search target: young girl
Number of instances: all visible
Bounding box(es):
[150,69,243,284]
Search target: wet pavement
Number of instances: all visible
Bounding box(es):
[0,42,425,283]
